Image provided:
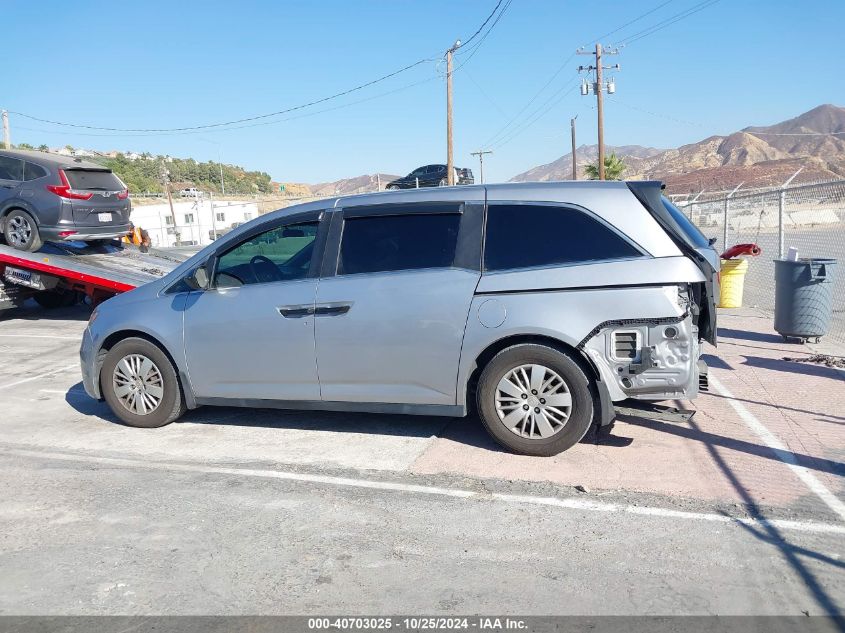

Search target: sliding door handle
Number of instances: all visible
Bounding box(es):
[278,305,315,318]
[314,303,352,316]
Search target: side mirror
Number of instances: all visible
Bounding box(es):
[184,266,210,291]
[708,237,718,246]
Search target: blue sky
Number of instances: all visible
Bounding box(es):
[4,0,844,184]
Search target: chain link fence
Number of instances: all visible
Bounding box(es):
[676,179,845,346]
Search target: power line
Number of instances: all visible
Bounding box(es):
[13,76,438,139]
[610,99,705,128]
[491,80,580,150]
[10,58,436,133]
[478,0,684,150]
[585,0,677,46]
[8,2,509,135]
[454,0,514,69]
[459,0,505,49]
[619,0,722,46]
[480,54,575,148]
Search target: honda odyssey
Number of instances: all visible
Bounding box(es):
[80,181,718,456]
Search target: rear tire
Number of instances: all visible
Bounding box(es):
[4,209,42,252]
[476,344,594,456]
[100,337,187,428]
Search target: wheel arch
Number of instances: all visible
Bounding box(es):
[0,201,40,224]
[96,329,195,408]
[463,333,613,428]
[466,334,599,397]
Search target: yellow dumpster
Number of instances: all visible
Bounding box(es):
[718,258,749,308]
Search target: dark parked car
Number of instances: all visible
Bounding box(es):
[0,149,132,252]
[386,164,474,190]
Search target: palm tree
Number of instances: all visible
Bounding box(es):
[584,152,626,180]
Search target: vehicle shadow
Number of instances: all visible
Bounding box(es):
[701,352,733,370]
[718,327,785,344]
[743,355,845,382]
[65,382,633,452]
[1,302,91,322]
[620,414,845,477]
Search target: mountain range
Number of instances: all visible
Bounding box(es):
[510,104,845,192]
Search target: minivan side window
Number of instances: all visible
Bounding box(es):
[215,221,319,286]
[0,156,24,181]
[339,213,460,275]
[484,203,641,272]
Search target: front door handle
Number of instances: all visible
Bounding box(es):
[278,304,315,318]
[314,302,352,316]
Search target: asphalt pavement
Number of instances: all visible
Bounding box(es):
[0,303,842,616]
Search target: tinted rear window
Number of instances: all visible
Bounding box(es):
[660,197,710,248]
[24,162,48,181]
[339,213,460,275]
[484,204,641,271]
[0,156,24,180]
[64,169,123,190]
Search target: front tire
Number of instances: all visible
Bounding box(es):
[4,209,42,252]
[476,344,594,456]
[101,337,187,428]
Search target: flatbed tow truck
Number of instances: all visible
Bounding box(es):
[0,242,187,314]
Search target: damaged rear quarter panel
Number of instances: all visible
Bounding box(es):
[457,281,697,406]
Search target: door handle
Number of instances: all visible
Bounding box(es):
[314,303,352,316]
[277,305,315,318]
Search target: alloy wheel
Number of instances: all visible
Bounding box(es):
[495,364,572,439]
[112,353,165,415]
[7,216,32,247]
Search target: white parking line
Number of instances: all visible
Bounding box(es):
[708,373,845,524]
[0,334,80,340]
[3,446,844,536]
[0,364,79,391]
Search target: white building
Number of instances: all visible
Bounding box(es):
[129,198,260,247]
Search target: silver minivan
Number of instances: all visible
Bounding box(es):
[80,181,718,456]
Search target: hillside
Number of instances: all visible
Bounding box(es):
[510,104,845,192]
[510,145,665,183]
[100,154,274,195]
[311,173,400,196]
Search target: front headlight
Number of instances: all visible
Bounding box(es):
[88,306,100,326]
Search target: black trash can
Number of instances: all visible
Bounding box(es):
[774,258,837,342]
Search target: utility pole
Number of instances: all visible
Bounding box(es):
[2,110,10,149]
[578,44,620,180]
[210,192,218,242]
[570,115,578,180]
[470,150,493,184]
[161,162,177,245]
[218,151,225,196]
[446,39,461,186]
